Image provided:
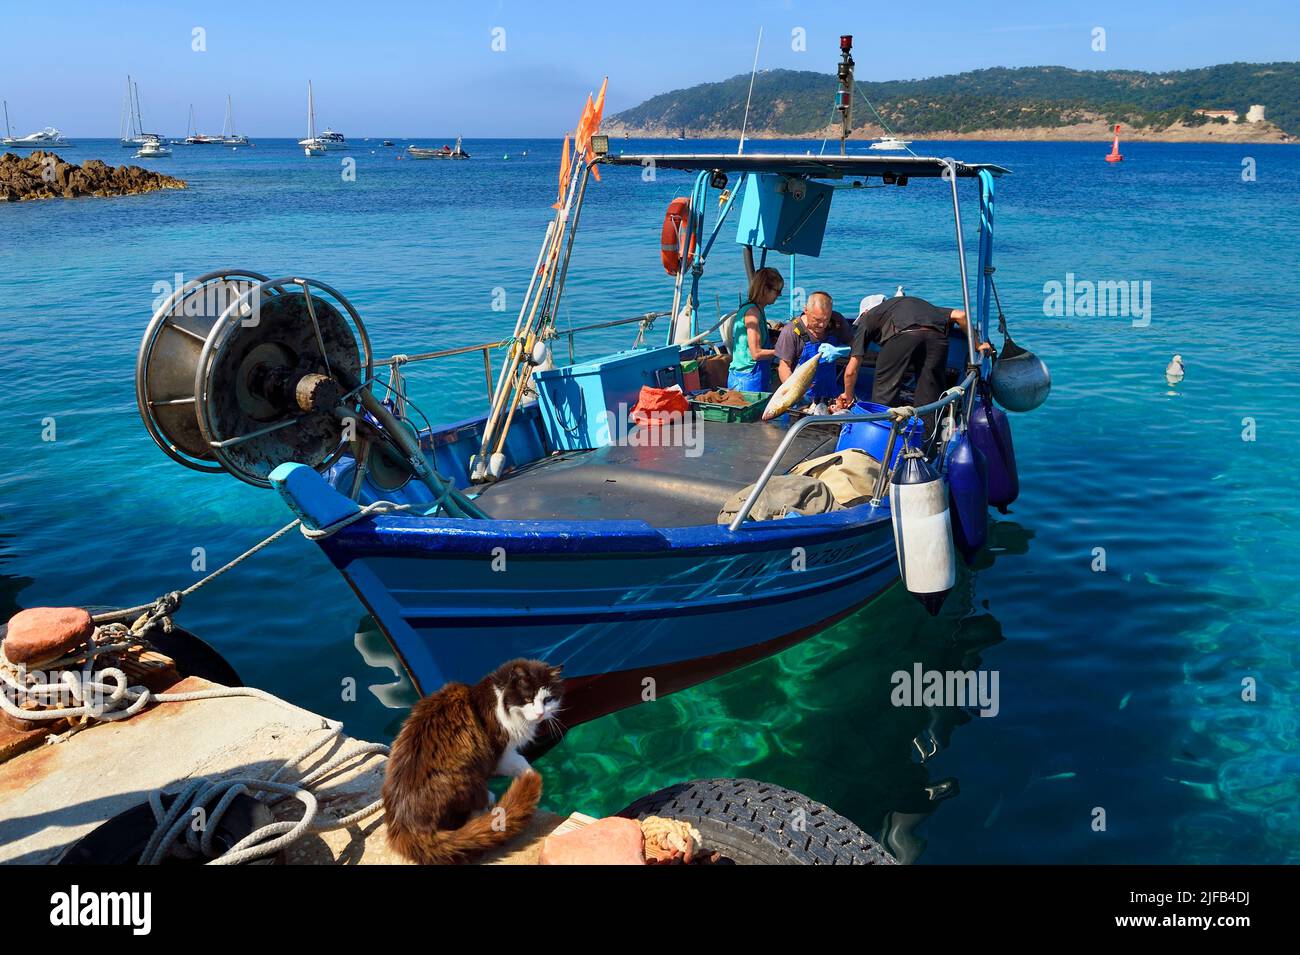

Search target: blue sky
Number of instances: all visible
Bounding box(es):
[2,0,1297,137]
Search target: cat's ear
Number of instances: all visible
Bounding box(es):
[550,664,564,680]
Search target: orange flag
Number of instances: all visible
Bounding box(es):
[553,133,571,209]
[574,94,595,156]
[583,77,608,180]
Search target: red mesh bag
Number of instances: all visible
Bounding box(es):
[630,386,690,426]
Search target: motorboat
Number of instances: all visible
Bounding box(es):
[868,136,912,151]
[135,139,172,158]
[407,136,470,160]
[3,102,68,148]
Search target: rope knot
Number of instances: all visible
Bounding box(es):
[155,591,182,617]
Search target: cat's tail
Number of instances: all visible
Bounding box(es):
[388,770,543,865]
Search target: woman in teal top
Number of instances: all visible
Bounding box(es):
[727,266,783,391]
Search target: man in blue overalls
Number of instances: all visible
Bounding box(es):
[773,291,853,406]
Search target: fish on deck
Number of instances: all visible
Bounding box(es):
[762,352,820,420]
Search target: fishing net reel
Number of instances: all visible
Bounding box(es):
[136,270,372,487]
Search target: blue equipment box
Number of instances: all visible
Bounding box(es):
[735,173,833,257]
[532,345,683,451]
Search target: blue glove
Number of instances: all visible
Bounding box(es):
[818,343,851,363]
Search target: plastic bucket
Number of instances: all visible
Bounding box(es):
[834,400,923,467]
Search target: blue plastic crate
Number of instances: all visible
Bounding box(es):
[532,345,683,451]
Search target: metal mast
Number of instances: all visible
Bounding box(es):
[836,35,854,155]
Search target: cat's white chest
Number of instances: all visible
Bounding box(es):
[494,746,531,777]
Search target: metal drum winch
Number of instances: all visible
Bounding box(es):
[136,269,373,487]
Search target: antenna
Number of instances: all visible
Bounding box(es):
[738,25,763,155]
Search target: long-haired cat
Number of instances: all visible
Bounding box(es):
[382,658,563,864]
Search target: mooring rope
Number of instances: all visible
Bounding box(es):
[1,624,389,864]
[91,498,418,632]
[90,518,303,627]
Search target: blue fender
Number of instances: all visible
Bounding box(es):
[968,382,1019,513]
[946,430,988,562]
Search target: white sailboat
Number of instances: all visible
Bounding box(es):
[3,100,70,148]
[221,95,248,146]
[301,81,325,156]
[119,76,163,148]
[184,105,220,144]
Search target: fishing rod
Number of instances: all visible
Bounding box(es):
[473,133,586,480]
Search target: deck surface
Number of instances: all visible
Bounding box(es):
[475,420,840,526]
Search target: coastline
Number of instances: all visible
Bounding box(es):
[603,119,1295,145]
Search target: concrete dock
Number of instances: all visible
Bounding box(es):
[0,676,566,865]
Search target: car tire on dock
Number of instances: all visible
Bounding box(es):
[616,777,897,865]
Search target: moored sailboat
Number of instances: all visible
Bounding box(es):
[119,76,164,148]
[184,105,221,145]
[221,95,249,146]
[300,81,326,156]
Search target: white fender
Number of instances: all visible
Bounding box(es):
[890,453,956,616]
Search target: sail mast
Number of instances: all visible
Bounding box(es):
[223,94,233,138]
[307,81,316,140]
[3,100,10,140]
[133,80,145,138]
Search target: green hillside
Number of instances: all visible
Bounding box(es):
[609,63,1300,135]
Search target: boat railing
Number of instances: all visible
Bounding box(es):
[376,309,672,402]
[727,370,979,532]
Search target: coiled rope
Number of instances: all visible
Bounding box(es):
[1,624,389,864]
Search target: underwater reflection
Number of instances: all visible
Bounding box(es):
[352,614,420,737]
[869,568,1007,863]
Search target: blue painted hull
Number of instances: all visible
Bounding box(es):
[316,505,898,726]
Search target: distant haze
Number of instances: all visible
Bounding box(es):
[1,0,1297,137]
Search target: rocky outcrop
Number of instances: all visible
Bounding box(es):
[0,151,187,202]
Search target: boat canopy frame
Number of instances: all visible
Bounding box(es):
[590,151,1006,372]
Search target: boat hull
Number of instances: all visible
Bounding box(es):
[315,505,899,727]
[4,139,69,148]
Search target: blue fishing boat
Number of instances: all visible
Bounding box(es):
[136,113,1043,734]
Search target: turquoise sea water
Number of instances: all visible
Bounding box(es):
[2,137,1297,863]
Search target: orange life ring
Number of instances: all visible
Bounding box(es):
[660,197,695,275]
